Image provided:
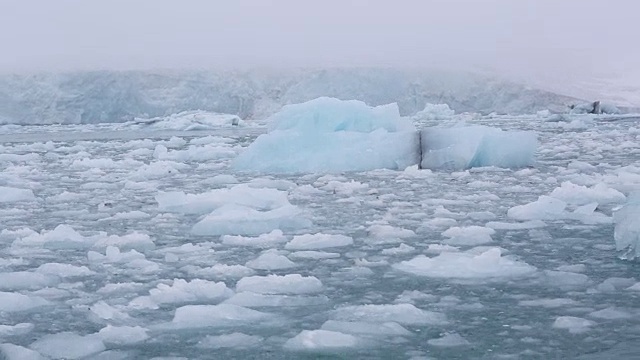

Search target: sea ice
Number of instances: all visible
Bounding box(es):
[0,343,45,360]
[221,230,289,248]
[613,192,640,260]
[245,249,297,270]
[198,333,263,349]
[0,186,36,203]
[235,274,323,294]
[332,303,447,325]
[420,125,537,170]
[0,291,49,312]
[191,204,311,236]
[442,226,495,246]
[29,332,105,359]
[552,316,595,334]
[233,97,419,173]
[284,330,361,351]
[170,304,274,329]
[284,233,353,250]
[97,325,149,345]
[394,248,536,280]
[549,181,626,205]
[427,333,471,347]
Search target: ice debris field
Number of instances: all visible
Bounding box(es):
[0,97,639,359]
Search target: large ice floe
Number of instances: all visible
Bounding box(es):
[232,97,419,173]
[420,125,537,170]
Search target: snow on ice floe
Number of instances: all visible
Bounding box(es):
[232,97,418,173]
[235,274,323,294]
[420,125,537,170]
[0,323,34,337]
[507,196,611,224]
[613,192,640,260]
[320,320,412,337]
[552,316,596,334]
[394,248,536,280]
[284,233,353,250]
[29,332,105,359]
[0,186,36,203]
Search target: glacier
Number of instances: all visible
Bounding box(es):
[0,68,587,125]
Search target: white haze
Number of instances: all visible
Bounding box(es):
[0,0,638,104]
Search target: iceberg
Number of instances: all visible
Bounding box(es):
[420,125,537,170]
[613,192,640,260]
[232,97,419,173]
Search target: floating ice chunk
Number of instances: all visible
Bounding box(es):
[543,270,590,288]
[191,204,311,236]
[104,211,151,221]
[0,323,34,336]
[92,232,154,252]
[394,248,536,280]
[613,192,640,260]
[626,282,640,291]
[132,279,233,309]
[427,333,470,347]
[190,264,255,280]
[486,220,547,230]
[90,301,132,322]
[518,298,581,308]
[552,316,595,333]
[284,330,361,352]
[556,264,587,273]
[139,111,243,131]
[171,304,273,329]
[424,217,458,229]
[198,333,263,349]
[246,250,297,270]
[247,178,298,191]
[332,303,447,325]
[96,282,145,296]
[442,226,495,246]
[381,244,416,255]
[236,274,323,295]
[321,180,369,195]
[233,98,418,173]
[13,224,90,249]
[35,263,95,277]
[0,343,45,360]
[288,251,341,259]
[413,103,455,121]
[97,325,149,345]
[29,332,105,359]
[221,230,289,248]
[0,272,59,290]
[156,182,292,214]
[0,187,36,203]
[320,320,412,337]
[88,246,159,273]
[367,224,416,239]
[507,196,567,221]
[595,277,636,292]
[588,307,632,320]
[420,126,537,170]
[550,181,625,205]
[224,292,329,308]
[285,233,353,250]
[129,161,188,181]
[154,144,236,162]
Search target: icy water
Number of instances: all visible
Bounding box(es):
[1,116,640,359]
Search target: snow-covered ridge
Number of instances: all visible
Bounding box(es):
[0,68,584,125]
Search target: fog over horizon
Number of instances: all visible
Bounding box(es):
[1,0,638,102]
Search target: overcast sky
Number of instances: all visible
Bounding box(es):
[0,0,637,82]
